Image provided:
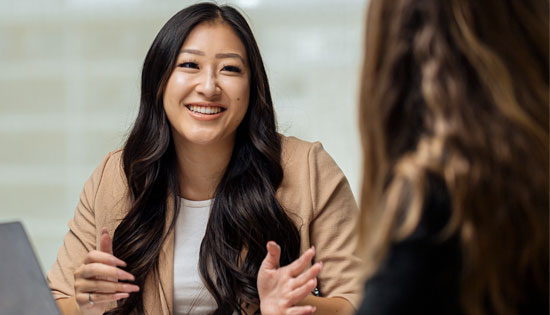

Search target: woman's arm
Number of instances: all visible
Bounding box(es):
[56,297,81,315]
[48,152,137,315]
[305,142,363,309]
[299,295,354,315]
[257,140,362,314]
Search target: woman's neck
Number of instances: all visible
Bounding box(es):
[173,136,235,201]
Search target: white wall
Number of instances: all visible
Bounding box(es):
[0,0,367,272]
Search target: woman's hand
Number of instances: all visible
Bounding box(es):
[73,228,139,315]
[258,241,323,315]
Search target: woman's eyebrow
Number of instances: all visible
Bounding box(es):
[180,49,205,56]
[180,49,245,64]
[215,53,245,64]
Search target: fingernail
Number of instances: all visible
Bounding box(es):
[319,261,323,269]
[114,258,127,267]
[123,284,140,292]
[114,293,129,299]
[111,257,122,266]
[101,228,108,235]
[118,270,135,281]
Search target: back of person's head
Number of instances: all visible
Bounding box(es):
[359,0,548,314]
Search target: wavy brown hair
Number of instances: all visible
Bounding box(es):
[359,0,549,314]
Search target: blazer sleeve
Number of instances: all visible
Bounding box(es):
[47,152,113,300]
[307,142,363,308]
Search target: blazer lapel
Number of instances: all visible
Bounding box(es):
[159,196,176,314]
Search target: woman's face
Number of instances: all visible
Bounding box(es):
[163,21,250,147]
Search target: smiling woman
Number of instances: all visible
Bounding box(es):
[46,3,361,315]
[164,21,250,148]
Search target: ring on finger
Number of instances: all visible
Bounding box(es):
[89,292,94,305]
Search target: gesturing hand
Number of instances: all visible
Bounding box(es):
[73,228,139,315]
[258,241,323,315]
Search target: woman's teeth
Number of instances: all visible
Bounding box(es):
[188,105,223,115]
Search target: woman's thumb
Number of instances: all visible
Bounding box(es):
[100,227,113,255]
[261,241,281,270]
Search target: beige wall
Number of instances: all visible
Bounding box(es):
[0,0,367,272]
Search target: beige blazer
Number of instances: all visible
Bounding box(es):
[47,136,362,314]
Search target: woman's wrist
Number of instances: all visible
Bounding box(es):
[55,297,84,315]
[298,295,355,315]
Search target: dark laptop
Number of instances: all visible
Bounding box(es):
[0,221,61,315]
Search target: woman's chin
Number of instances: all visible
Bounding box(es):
[179,133,231,147]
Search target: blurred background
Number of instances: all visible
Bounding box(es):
[0,0,367,272]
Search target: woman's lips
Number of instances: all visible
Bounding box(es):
[185,104,226,121]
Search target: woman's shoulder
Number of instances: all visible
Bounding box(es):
[280,135,329,163]
[278,134,354,214]
[280,135,344,178]
[280,134,316,158]
[102,148,124,168]
[92,149,127,191]
[83,148,130,222]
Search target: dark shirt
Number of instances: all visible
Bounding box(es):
[356,176,549,315]
[357,176,461,315]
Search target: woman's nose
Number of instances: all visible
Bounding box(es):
[196,69,221,98]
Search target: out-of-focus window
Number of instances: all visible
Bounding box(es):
[0,0,367,271]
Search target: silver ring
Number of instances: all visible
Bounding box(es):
[89,293,94,305]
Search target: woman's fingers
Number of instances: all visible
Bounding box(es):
[84,250,127,267]
[258,242,321,314]
[76,263,135,282]
[292,262,322,290]
[76,292,129,306]
[286,305,317,315]
[72,228,134,313]
[288,278,317,306]
[76,278,140,294]
[286,246,315,277]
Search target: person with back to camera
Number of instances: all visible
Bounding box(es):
[355,0,548,314]
[47,3,362,315]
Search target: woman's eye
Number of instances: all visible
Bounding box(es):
[178,62,199,69]
[222,65,242,73]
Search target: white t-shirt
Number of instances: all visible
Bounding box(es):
[173,198,217,315]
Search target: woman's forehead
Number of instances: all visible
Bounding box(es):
[180,21,247,61]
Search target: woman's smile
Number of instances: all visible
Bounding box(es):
[185,103,227,121]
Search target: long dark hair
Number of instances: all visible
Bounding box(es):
[107,3,300,314]
[359,0,548,314]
